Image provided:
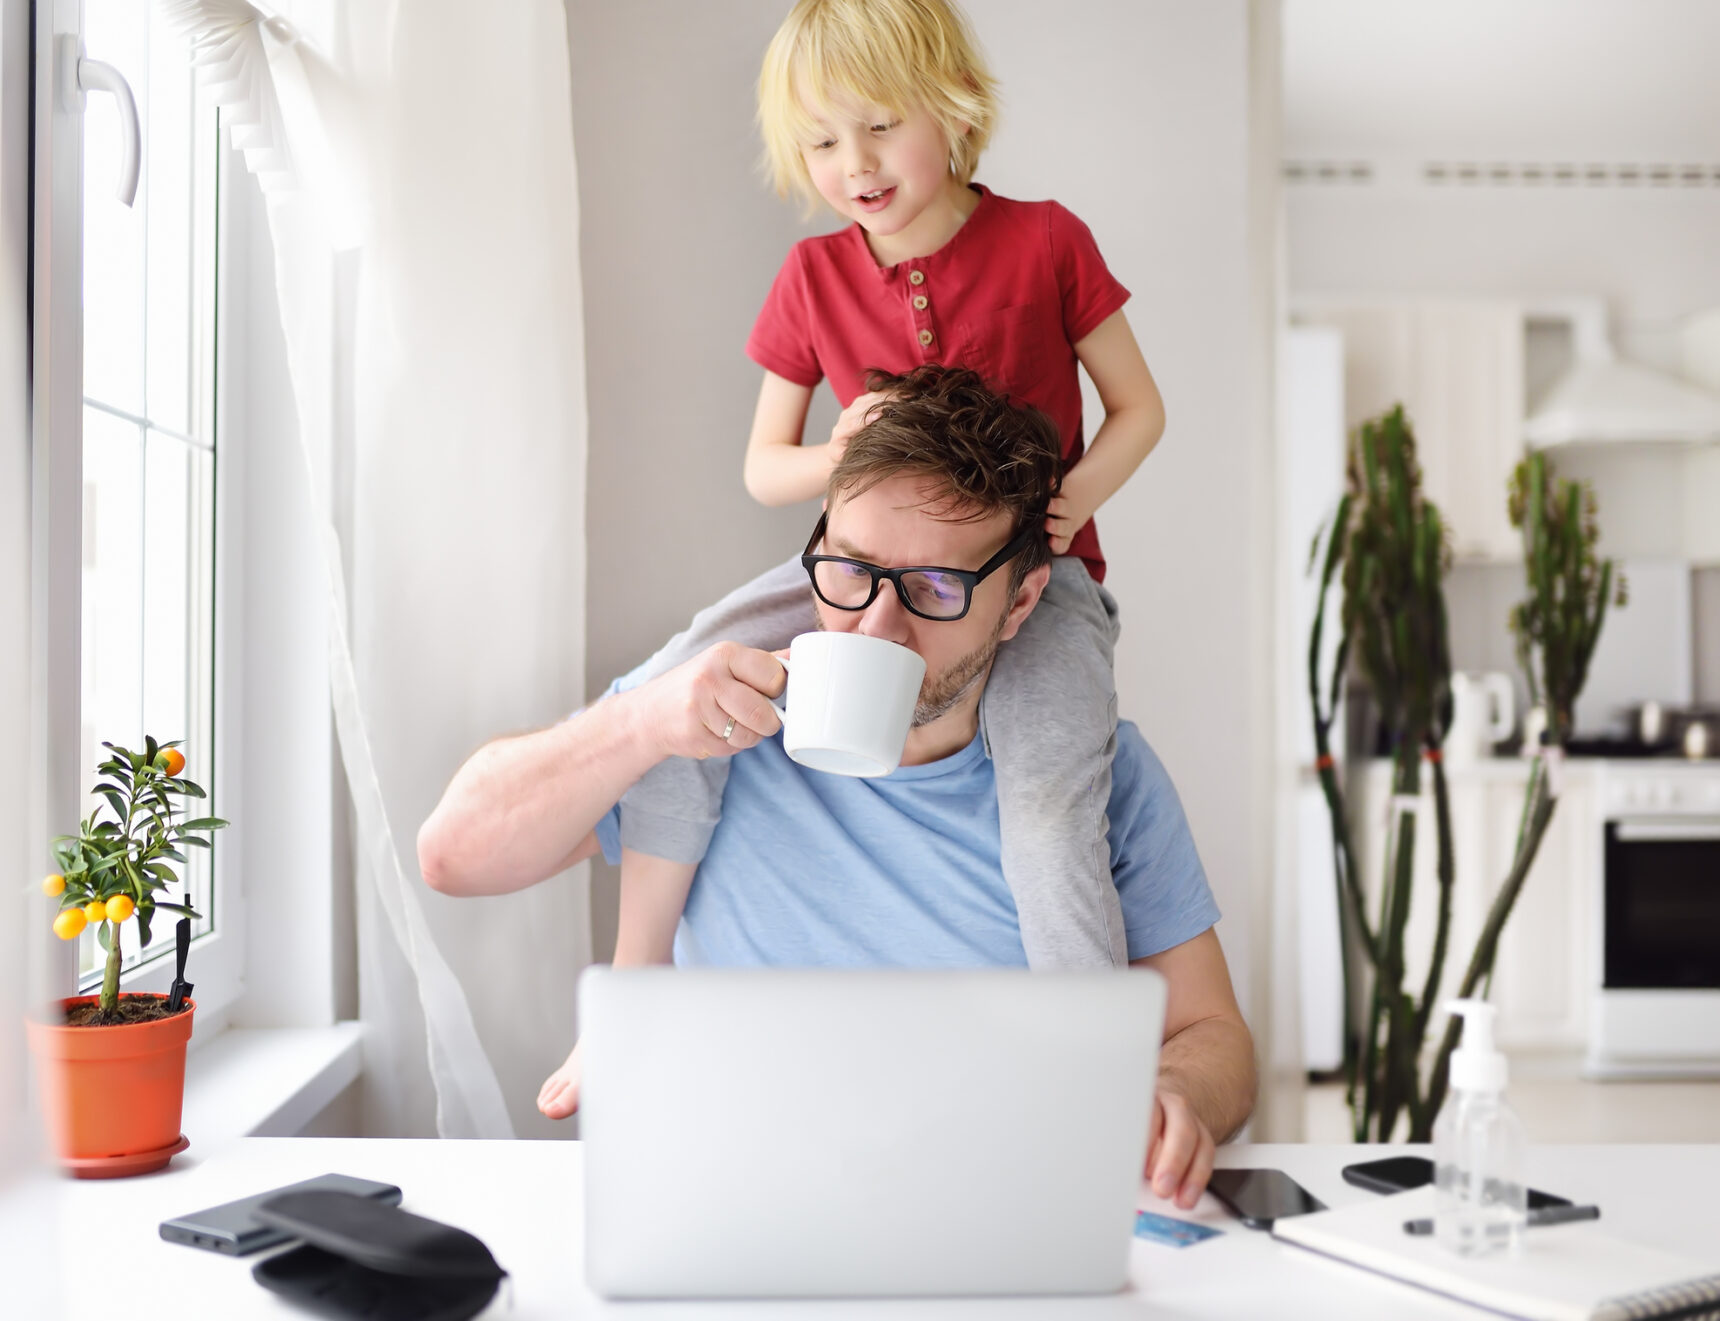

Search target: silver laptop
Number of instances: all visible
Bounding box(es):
[578,966,1166,1300]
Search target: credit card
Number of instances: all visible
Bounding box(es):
[1134,1209,1224,1247]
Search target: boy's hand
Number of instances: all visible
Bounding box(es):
[827,390,890,469]
[1045,492,1095,556]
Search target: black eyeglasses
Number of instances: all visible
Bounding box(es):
[800,510,1039,622]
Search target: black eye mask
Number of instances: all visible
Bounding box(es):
[251,1190,508,1321]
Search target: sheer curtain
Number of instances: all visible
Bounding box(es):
[161,0,589,1138]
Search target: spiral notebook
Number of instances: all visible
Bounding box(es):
[1271,1188,1720,1321]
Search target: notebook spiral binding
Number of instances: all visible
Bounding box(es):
[1597,1273,1720,1321]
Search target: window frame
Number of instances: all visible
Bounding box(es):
[35,2,248,1024]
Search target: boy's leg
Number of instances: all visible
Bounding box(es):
[617,556,816,863]
[982,558,1128,969]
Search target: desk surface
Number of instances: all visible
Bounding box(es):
[7,1139,1720,1319]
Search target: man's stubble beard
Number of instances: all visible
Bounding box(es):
[912,604,1012,728]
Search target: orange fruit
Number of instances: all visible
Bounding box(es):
[105,894,135,923]
[53,909,87,941]
[83,899,108,924]
[155,748,186,777]
[42,874,66,897]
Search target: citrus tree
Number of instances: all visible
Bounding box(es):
[42,738,227,1022]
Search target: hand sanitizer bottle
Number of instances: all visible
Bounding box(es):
[1434,1000,1526,1257]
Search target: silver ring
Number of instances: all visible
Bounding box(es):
[721,716,737,742]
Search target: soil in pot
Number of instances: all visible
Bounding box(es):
[62,997,189,1027]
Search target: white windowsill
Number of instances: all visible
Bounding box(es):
[182,1022,367,1150]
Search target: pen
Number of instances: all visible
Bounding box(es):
[1403,1204,1600,1235]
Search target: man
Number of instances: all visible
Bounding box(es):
[418,365,1255,1208]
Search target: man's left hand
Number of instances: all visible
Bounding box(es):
[1143,1084,1217,1210]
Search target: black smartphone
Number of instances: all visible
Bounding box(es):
[160,1173,403,1255]
[1340,1155,1573,1210]
[1205,1167,1326,1229]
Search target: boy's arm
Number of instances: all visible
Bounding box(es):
[742,370,822,506]
[743,370,893,507]
[1049,311,1166,554]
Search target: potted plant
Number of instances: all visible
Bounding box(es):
[25,738,226,1177]
[1308,416,1621,1142]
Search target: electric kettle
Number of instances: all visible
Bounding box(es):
[1446,672,1515,766]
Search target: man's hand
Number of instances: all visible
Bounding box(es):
[633,642,787,763]
[827,390,890,470]
[1143,1082,1218,1209]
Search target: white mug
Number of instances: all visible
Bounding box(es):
[769,632,927,777]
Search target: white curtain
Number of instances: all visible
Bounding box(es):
[161,0,590,1138]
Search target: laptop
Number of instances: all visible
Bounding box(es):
[578,966,1166,1300]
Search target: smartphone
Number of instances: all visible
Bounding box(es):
[1340,1155,1572,1210]
[160,1173,403,1255]
[1205,1167,1326,1229]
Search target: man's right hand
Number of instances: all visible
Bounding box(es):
[629,642,787,763]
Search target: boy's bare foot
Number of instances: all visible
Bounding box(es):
[537,1039,583,1119]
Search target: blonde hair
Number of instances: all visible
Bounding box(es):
[758,0,999,213]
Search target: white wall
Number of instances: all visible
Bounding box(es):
[566,2,1283,1043]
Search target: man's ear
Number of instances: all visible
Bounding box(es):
[996,561,1051,644]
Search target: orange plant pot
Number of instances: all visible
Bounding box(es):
[25,994,195,1177]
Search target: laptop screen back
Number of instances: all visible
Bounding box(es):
[579,967,1166,1300]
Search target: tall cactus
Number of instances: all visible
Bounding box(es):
[1312,426,1623,1141]
[1308,405,1455,1141]
[1412,451,1623,1136]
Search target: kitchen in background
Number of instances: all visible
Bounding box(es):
[1281,0,1720,1082]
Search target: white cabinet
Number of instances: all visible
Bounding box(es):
[1296,300,1526,561]
[1351,760,1595,1052]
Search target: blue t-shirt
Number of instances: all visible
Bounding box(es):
[593,671,1219,968]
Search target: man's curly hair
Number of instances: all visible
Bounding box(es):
[828,364,1062,589]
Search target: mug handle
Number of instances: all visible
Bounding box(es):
[768,654,790,722]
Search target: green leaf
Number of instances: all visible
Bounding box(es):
[179,817,226,831]
[137,909,154,948]
[96,921,111,952]
[153,902,201,920]
[144,734,159,764]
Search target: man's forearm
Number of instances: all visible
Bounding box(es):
[1157,1014,1257,1144]
[418,692,662,896]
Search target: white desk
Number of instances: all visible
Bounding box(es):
[8,1139,1720,1318]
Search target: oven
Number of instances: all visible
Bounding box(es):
[1587,768,1720,1078]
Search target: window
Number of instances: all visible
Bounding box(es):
[74,3,220,986]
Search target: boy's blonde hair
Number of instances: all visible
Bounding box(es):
[758,0,999,212]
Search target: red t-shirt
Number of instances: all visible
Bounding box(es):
[746,185,1129,582]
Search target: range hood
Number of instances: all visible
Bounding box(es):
[1526,310,1720,448]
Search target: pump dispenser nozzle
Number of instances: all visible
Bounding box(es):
[1447,999,1507,1092]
